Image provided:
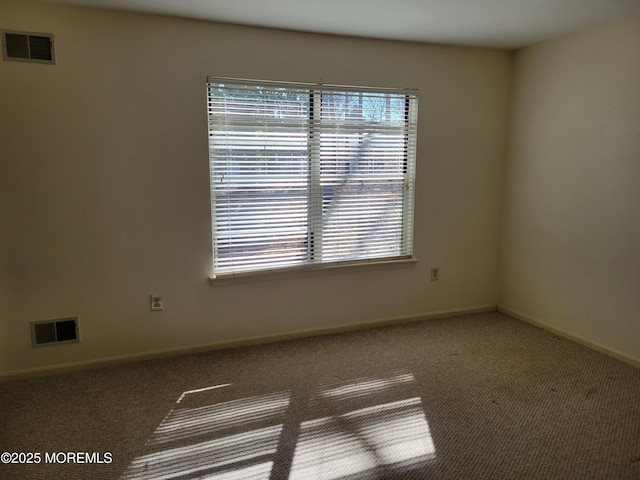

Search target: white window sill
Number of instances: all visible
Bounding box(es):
[208,257,418,286]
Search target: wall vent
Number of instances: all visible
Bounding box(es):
[2,30,55,64]
[31,317,79,347]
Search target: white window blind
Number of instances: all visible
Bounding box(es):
[207,78,418,278]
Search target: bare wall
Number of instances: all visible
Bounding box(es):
[499,13,640,362]
[0,0,510,374]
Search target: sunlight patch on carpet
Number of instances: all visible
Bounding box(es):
[120,372,435,479]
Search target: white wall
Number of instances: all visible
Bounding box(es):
[0,0,510,375]
[500,13,640,362]
[0,163,11,370]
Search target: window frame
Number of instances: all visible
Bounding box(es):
[207,77,419,283]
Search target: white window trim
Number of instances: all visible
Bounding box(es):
[207,77,419,282]
[209,256,417,286]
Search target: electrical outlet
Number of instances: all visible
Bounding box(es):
[150,294,164,311]
[430,267,440,281]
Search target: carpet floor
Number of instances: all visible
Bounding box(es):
[1,311,639,479]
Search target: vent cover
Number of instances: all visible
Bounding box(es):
[31,317,79,347]
[2,30,55,64]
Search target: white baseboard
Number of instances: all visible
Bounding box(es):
[498,305,640,370]
[1,305,496,382]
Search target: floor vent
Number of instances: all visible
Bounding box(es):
[2,30,55,64]
[31,318,79,347]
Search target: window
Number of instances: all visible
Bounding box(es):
[207,78,418,279]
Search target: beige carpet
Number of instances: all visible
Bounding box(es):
[1,312,639,479]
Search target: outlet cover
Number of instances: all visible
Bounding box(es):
[150,294,164,311]
[430,267,440,281]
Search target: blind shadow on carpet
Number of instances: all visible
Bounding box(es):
[120,371,437,480]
